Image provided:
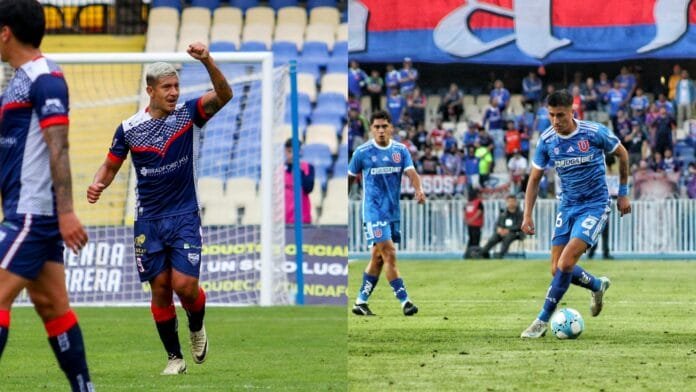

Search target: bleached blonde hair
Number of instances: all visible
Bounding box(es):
[145,62,179,87]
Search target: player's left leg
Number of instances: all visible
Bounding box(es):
[28,261,94,392]
[352,246,382,316]
[521,238,587,338]
[171,270,207,364]
[377,223,417,316]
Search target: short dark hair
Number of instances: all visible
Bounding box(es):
[370,110,392,125]
[0,0,45,48]
[546,90,573,108]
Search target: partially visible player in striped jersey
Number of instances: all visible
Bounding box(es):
[520,90,631,338]
[0,1,93,390]
[348,110,425,316]
[87,43,232,373]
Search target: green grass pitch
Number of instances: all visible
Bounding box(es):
[348,260,696,391]
[2,306,346,391]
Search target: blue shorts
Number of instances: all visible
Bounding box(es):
[552,201,611,248]
[133,211,202,282]
[363,221,401,247]
[0,215,63,280]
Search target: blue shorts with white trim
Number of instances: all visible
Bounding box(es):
[552,200,612,248]
[0,215,64,280]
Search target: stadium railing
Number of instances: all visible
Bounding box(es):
[348,199,696,259]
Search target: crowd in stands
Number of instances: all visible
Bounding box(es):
[348,60,696,199]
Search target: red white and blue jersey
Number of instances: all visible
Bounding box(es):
[0,56,70,221]
[108,98,209,220]
[533,120,620,207]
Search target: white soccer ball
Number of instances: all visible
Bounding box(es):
[550,308,585,339]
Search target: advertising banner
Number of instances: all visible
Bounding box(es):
[350,0,696,64]
[15,226,347,306]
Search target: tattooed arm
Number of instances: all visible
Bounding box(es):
[43,124,88,253]
[187,42,233,117]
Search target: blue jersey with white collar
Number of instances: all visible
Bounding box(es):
[533,120,619,207]
[348,140,414,222]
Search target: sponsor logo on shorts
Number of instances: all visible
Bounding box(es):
[188,253,200,265]
[374,228,382,238]
[135,234,146,246]
[136,257,145,272]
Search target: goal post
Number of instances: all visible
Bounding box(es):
[3,52,292,306]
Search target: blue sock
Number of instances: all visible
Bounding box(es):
[0,309,9,357]
[0,326,8,357]
[45,311,93,392]
[571,265,601,291]
[389,278,409,304]
[537,269,572,322]
[356,273,379,304]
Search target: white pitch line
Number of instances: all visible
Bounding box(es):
[401,299,696,305]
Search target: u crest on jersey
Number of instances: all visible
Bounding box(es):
[578,139,590,152]
[392,152,401,163]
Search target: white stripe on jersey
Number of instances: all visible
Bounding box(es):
[17,113,53,215]
[540,126,555,140]
[0,214,32,269]
[577,120,599,131]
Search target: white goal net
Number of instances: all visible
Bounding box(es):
[2,52,292,306]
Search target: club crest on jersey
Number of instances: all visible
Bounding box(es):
[392,152,401,163]
[578,139,590,152]
[374,228,383,238]
[553,147,560,154]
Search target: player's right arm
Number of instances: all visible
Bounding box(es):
[523,138,550,235]
[88,126,127,203]
[87,157,123,203]
[522,167,543,235]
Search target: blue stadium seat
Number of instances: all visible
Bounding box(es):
[676,144,695,166]
[314,92,346,117]
[307,0,337,9]
[152,0,182,10]
[210,41,237,52]
[284,111,309,130]
[303,143,333,174]
[325,56,346,74]
[269,0,299,9]
[297,62,320,81]
[332,40,347,59]
[230,0,260,12]
[240,41,268,52]
[272,41,299,66]
[191,0,220,10]
[286,93,312,118]
[311,112,343,135]
[332,143,348,177]
[301,41,330,67]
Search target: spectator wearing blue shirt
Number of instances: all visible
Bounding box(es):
[616,66,637,103]
[655,93,675,118]
[630,87,649,122]
[440,145,462,176]
[533,102,551,133]
[385,64,400,92]
[582,77,600,122]
[463,123,480,147]
[386,87,406,126]
[675,69,696,128]
[464,146,480,189]
[490,79,510,111]
[597,72,612,112]
[605,81,627,130]
[349,60,367,98]
[483,98,503,131]
[398,57,418,96]
[522,71,542,106]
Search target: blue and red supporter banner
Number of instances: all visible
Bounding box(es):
[349,0,696,64]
